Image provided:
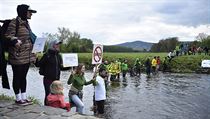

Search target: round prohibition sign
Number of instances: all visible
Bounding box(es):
[94,46,102,62]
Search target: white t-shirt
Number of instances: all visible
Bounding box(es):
[168,52,172,58]
[95,76,106,101]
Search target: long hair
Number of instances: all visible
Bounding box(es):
[50,80,64,95]
[75,63,85,76]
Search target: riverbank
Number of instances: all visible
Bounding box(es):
[8,52,210,73]
[164,55,210,73]
[0,99,98,119]
[78,53,210,73]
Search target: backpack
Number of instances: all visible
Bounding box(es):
[0,19,19,52]
[0,18,19,89]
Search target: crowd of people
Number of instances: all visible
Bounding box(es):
[167,44,209,60]
[96,55,162,81]
[0,4,107,116]
[1,4,210,118]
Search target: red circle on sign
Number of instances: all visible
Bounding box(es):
[94,46,102,62]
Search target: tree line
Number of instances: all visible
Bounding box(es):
[43,27,210,53]
[150,33,210,52]
[43,27,136,53]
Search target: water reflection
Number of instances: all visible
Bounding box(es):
[104,73,210,119]
[1,66,210,119]
[122,78,128,87]
[110,82,121,89]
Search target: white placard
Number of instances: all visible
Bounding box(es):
[201,60,210,68]
[92,44,103,64]
[32,37,47,53]
[62,53,78,67]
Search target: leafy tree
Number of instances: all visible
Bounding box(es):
[150,37,179,52]
[201,35,210,48]
[42,33,58,52]
[196,33,210,48]
[43,27,138,53]
[196,33,208,42]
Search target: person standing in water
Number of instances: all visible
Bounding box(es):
[67,64,95,114]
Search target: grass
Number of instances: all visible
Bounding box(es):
[26,52,210,73]
[0,94,41,104]
[168,54,210,73]
[28,96,42,105]
[0,94,14,101]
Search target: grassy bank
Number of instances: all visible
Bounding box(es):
[36,52,210,73]
[165,55,210,73]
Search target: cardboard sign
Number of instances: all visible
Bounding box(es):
[201,60,210,68]
[92,44,103,64]
[32,37,47,53]
[62,53,78,67]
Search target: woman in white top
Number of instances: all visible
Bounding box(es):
[93,68,107,117]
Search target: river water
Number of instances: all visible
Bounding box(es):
[0,65,210,119]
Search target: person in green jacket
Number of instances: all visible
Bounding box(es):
[98,60,109,90]
[121,59,128,78]
[134,58,141,76]
[175,45,180,56]
[67,64,95,114]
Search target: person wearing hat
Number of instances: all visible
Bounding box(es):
[5,4,37,105]
[36,39,63,105]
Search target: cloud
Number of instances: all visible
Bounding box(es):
[1,0,210,45]
[97,16,210,45]
[155,0,210,26]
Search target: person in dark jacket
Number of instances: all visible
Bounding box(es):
[204,46,209,55]
[5,4,37,105]
[0,25,3,76]
[37,39,62,105]
[145,57,151,78]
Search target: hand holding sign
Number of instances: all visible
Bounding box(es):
[92,44,103,64]
[32,38,47,53]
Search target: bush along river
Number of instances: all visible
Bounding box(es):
[0,65,210,119]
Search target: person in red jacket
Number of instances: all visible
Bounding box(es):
[156,56,161,71]
[47,80,70,112]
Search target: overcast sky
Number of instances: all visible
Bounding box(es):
[1,0,210,45]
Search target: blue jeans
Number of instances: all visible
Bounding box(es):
[71,94,84,114]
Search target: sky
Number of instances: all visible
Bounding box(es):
[1,0,210,45]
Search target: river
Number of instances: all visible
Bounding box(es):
[0,65,210,119]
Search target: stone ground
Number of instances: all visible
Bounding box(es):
[0,100,99,119]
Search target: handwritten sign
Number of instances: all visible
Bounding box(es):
[62,53,78,67]
[32,37,47,53]
[201,60,210,68]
